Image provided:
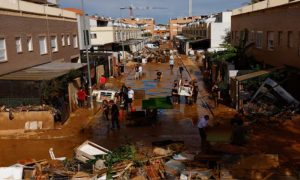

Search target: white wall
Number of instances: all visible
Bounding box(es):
[90,27,115,45]
[210,11,232,48]
[77,15,91,50]
[210,22,231,48]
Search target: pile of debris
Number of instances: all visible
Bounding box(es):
[0,140,221,179]
[1,139,296,179]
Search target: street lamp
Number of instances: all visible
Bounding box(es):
[81,0,93,109]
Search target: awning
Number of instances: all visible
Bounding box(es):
[0,62,86,81]
[235,67,284,82]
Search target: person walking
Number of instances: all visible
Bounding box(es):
[169,53,174,71]
[127,87,134,112]
[110,100,120,129]
[77,87,86,108]
[197,115,209,150]
[99,75,107,89]
[178,63,184,77]
[120,84,128,111]
[212,84,220,108]
[134,64,139,80]
[171,85,179,104]
[102,99,110,121]
[192,85,199,104]
[138,64,143,79]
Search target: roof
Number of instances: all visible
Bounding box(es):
[0,62,86,81]
[64,8,84,15]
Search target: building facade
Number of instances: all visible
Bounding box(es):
[231,0,300,68]
[120,18,155,35]
[0,0,80,76]
[90,17,142,46]
[169,16,203,40]
[182,11,232,48]
[64,8,92,52]
[153,25,169,38]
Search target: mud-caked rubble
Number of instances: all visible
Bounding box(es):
[1,139,298,179]
[0,104,57,113]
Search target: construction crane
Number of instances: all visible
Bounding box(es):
[120,5,166,18]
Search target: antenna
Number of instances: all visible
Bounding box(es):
[189,0,192,16]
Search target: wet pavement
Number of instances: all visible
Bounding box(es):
[86,55,215,151]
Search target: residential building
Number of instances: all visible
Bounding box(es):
[90,17,142,46]
[120,18,155,35]
[64,8,92,52]
[153,25,169,39]
[169,16,203,40]
[0,0,80,76]
[182,11,232,48]
[231,0,300,69]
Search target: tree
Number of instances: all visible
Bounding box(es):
[223,30,231,44]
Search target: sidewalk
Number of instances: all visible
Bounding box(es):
[0,104,102,140]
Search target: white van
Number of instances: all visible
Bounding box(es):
[146,43,158,49]
[92,90,117,103]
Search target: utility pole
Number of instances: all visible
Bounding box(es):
[81,0,93,109]
[189,0,192,16]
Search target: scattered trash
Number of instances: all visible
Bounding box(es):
[165,159,185,176]
[75,140,110,163]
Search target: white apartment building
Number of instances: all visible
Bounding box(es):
[90,18,142,46]
[182,11,232,48]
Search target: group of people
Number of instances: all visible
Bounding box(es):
[101,84,135,130]
[134,64,143,80]
[102,99,120,130]
[171,79,199,105]
[118,84,135,113]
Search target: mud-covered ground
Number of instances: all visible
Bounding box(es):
[1,42,300,174]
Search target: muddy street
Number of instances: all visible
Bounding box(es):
[0,52,219,166]
[1,50,300,178]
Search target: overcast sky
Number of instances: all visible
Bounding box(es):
[60,0,247,24]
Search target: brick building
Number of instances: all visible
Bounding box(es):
[231,0,300,68]
[0,0,80,76]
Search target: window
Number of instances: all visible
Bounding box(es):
[67,34,70,46]
[278,31,283,47]
[73,35,78,48]
[50,36,58,52]
[288,31,293,48]
[0,38,7,61]
[16,37,22,53]
[256,31,263,48]
[27,36,33,52]
[91,33,97,39]
[61,35,65,46]
[39,36,47,55]
[267,31,274,50]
